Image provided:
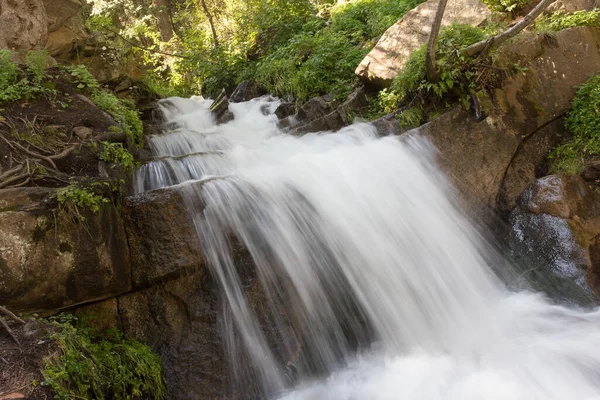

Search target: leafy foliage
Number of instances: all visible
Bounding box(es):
[43,315,165,400]
[99,141,137,172]
[481,0,531,13]
[549,73,600,173]
[85,0,425,101]
[536,9,600,32]
[0,50,56,104]
[91,90,143,146]
[55,183,111,220]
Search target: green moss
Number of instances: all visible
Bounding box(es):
[549,73,600,174]
[43,315,165,400]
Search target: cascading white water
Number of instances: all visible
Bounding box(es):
[136,96,600,399]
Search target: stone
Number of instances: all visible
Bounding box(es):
[124,188,205,289]
[209,88,233,124]
[75,297,121,332]
[509,174,600,305]
[0,187,131,315]
[275,102,295,119]
[0,0,48,51]
[548,0,595,13]
[229,80,267,103]
[370,114,403,136]
[406,27,600,220]
[291,89,367,134]
[72,126,93,139]
[355,0,490,88]
[581,160,600,183]
[296,92,337,122]
[118,271,226,400]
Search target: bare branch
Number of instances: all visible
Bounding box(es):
[464,0,557,57]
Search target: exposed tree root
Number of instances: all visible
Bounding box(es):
[0,306,25,346]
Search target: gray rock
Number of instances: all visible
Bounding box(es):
[73,126,93,139]
[229,81,266,103]
[355,0,490,88]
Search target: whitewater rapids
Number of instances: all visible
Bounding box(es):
[135,96,600,400]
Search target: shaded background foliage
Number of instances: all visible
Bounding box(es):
[85,0,425,101]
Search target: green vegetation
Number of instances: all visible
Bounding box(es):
[549,73,600,174]
[92,90,143,146]
[481,0,530,13]
[43,315,164,400]
[54,180,124,221]
[370,23,501,125]
[63,64,143,146]
[99,141,137,172]
[85,0,425,102]
[536,9,600,32]
[0,49,56,104]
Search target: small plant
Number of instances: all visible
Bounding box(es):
[55,182,111,221]
[380,23,489,115]
[549,73,600,173]
[43,315,165,400]
[99,141,137,172]
[91,90,143,146]
[536,9,600,32]
[25,50,51,85]
[481,0,530,13]
[0,49,55,103]
[65,64,100,90]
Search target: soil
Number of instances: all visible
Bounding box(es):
[0,68,124,188]
[0,320,57,400]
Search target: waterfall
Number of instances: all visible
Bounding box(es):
[135,96,600,399]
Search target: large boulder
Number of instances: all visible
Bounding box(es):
[509,175,600,305]
[408,27,600,219]
[0,187,131,315]
[355,0,490,88]
[124,188,204,289]
[0,0,48,51]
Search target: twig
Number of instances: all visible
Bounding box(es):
[0,318,20,345]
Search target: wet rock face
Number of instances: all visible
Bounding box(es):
[124,188,205,289]
[411,27,600,221]
[509,175,600,305]
[0,187,131,314]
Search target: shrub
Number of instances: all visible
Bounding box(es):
[549,73,600,173]
[43,316,165,400]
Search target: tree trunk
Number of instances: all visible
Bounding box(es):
[153,0,174,42]
[199,0,219,48]
[464,0,556,57]
[425,0,448,82]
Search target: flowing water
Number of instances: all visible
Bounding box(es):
[135,96,600,399]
